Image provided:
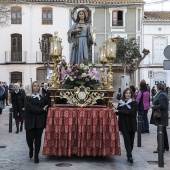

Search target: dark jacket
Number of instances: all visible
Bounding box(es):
[9,84,13,93]
[42,88,49,98]
[4,85,8,97]
[150,91,169,127]
[24,95,48,130]
[0,93,5,109]
[0,93,5,101]
[116,100,137,132]
[11,89,25,118]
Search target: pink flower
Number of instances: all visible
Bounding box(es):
[71,72,74,75]
[78,75,82,79]
[85,78,89,82]
[74,76,77,79]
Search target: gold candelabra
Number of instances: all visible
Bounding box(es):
[50,32,63,88]
[105,38,117,90]
[98,45,108,89]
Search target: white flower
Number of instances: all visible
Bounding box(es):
[82,73,87,77]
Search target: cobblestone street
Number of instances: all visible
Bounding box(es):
[0,105,170,170]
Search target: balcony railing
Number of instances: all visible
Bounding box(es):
[5,51,27,63]
[36,51,53,64]
[36,51,43,63]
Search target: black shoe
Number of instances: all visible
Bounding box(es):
[29,150,33,158]
[20,126,23,132]
[127,157,134,163]
[6,105,10,106]
[34,155,39,163]
[165,148,169,151]
[15,130,19,134]
[145,130,150,133]
[153,150,158,153]
[141,130,145,134]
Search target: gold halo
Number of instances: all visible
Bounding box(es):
[71,5,91,23]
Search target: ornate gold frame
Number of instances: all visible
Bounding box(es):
[49,86,115,108]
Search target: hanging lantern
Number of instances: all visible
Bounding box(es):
[99,45,107,65]
[106,38,117,61]
[50,32,62,56]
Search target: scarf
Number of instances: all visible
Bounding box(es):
[0,86,5,96]
[119,98,132,109]
[153,90,168,101]
[153,90,161,99]
[32,93,41,100]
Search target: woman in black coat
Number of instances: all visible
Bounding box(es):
[11,83,25,133]
[24,81,48,163]
[114,88,137,164]
[0,83,6,114]
[150,83,169,152]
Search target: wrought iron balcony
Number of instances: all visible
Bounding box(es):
[5,51,27,63]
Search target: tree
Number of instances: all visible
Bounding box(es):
[0,0,11,27]
[115,37,150,84]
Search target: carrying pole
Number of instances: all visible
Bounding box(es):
[137,115,142,147]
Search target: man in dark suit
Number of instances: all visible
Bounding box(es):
[41,83,49,98]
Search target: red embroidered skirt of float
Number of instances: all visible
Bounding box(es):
[42,107,121,157]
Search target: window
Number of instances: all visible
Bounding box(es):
[11,72,22,84]
[11,34,22,61]
[112,11,123,26]
[11,6,22,24]
[41,34,52,66]
[42,7,53,25]
[153,37,167,64]
[154,72,166,85]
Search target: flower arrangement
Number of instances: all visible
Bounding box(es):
[60,63,101,89]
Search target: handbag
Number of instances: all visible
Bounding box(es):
[0,101,4,109]
[153,109,162,119]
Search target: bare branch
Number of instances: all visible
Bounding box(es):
[0,0,11,27]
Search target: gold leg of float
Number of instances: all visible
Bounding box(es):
[51,55,61,88]
[107,62,114,90]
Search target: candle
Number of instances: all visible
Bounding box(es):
[54,47,57,54]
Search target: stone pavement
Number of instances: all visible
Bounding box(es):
[0,105,170,170]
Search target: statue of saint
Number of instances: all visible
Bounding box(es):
[68,9,95,65]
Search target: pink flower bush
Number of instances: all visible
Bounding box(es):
[61,64,101,89]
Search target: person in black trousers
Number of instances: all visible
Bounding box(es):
[24,81,48,163]
[4,82,9,106]
[11,83,25,133]
[150,83,169,153]
[113,88,137,163]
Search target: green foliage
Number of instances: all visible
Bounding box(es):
[115,37,141,64]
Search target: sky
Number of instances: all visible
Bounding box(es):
[144,0,170,11]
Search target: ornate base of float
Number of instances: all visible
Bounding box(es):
[49,85,115,108]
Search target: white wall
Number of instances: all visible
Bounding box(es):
[141,22,170,88]
[0,4,70,86]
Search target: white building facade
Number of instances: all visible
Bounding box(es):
[0,0,145,90]
[141,11,170,88]
[0,3,70,87]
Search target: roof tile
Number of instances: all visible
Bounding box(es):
[144,11,170,21]
[25,0,144,4]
